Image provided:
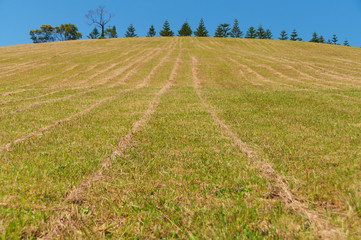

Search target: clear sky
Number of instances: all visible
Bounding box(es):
[0,0,360,47]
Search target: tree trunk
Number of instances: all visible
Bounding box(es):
[101,25,105,37]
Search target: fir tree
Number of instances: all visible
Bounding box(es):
[256,26,266,39]
[332,34,338,45]
[178,21,192,36]
[290,29,299,41]
[160,21,174,37]
[318,35,325,43]
[105,26,117,38]
[344,40,350,46]
[194,18,209,37]
[125,24,137,37]
[230,19,243,38]
[88,27,100,39]
[214,24,231,37]
[327,39,332,44]
[245,27,257,38]
[279,30,288,40]
[265,29,272,39]
[310,32,319,43]
[147,25,156,37]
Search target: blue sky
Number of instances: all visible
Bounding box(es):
[0,0,360,47]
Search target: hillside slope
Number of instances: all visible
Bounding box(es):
[0,37,361,239]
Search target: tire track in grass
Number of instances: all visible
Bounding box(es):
[229,40,361,88]
[0,50,144,105]
[39,46,183,240]
[20,64,81,87]
[99,48,161,87]
[292,60,361,85]
[195,39,310,91]
[0,45,175,152]
[227,57,310,91]
[0,43,148,96]
[0,43,138,80]
[0,48,149,104]
[204,40,361,102]
[0,42,178,215]
[238,57,341,90]
[275,57,361,87]
[0,44,176,119]
[191,56,342,239]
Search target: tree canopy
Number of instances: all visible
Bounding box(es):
[178,22,192,36]
[106,26,118,38]
[214,24,231,37]
[88,27,100,39]
[30,24,82,43]
[194,18,209,37]
[125,24,137,37]
[160,21,174,37]
[279,30,288,40]
[147,25,156,37]
[230,19,243,38]
[245,26,257,38]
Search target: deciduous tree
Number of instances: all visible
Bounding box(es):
[54,24,82,41]
[29,25,55,43]
[85,6,112,38]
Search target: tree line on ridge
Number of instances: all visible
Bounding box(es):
[29,6,351,47]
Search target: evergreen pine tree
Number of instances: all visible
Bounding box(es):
[332,34,338,45]
[125,24,137,37]
[105,26,117,38]
[214,24,231,37]
[256,26,266,39]
[290,29,299,41]
[160,21,174,37]
[147,25,156,37]
[279,30,288,40]
[344,40,350,46]
[318,35,325,43]
[194,18,209,37]
[230,19,243,38]
[88,27,100,39]
[178,21,192,36]
[310,32,319,43]
[245,27,257,38]
[265,29,272,39]
[327,39,332,44]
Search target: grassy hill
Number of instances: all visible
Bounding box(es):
[0,37,360,239]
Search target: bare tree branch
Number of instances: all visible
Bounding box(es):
[85,6,112,38]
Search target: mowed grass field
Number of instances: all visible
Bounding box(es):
[0,37,360,239]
